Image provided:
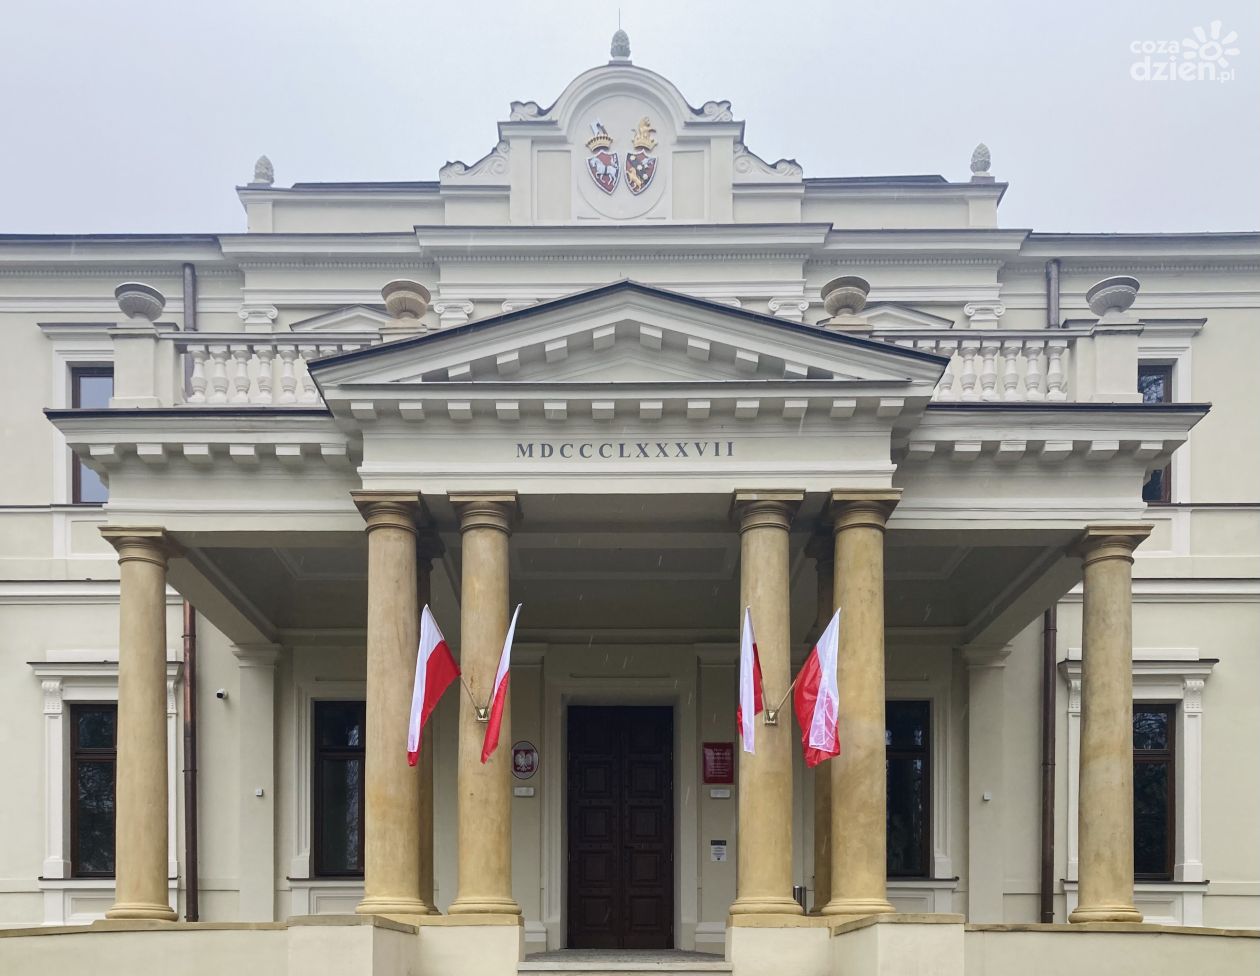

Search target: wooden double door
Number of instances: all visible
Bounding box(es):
[567,706,674,949]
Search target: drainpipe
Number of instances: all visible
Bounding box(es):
[180,260,201,922]
[1039,606,1057,923]
[182,603,200,921]
[1045,259,1061,329]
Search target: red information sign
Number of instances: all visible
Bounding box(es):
[702,741,734,784]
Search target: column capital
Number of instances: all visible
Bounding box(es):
[450,491,520,535]
[1073,523,1153,566]
[352,490,424,535]
[99,526,178,565]
[731,490,804,533]
[828,489,901,532]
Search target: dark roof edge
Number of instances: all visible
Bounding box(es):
[926,401,1211,414]
[309,280,951,371]
[44,407,332,420]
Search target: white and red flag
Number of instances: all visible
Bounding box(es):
[737,607,764,753]
[407,606,461,767]
[481,603,523,764]
[792,608,842,767]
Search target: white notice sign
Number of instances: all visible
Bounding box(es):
[710,840,728,862]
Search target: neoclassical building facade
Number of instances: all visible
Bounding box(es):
[0,32,1256,976]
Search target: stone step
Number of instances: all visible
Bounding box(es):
[519,950,732,976]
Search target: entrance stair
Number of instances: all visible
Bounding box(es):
[518,949,731,976]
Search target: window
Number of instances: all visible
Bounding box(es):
[1139,363,1172,503]
[1134,703,1175,881]
[886,699,930,877]
[70,366,113,504]
[312,700,366,877]
[70,703,117,878]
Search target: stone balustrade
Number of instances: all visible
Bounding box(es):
[171,334,378,405]
[872,328,1092,402]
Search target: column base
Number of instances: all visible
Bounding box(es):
[821,896,896,917]
[104,901,177,921]
[1069,904,1144,924]
[448,895,522,916]
[356,896,438,917]
[729,895,805,916]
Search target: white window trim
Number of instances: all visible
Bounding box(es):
[39,323,114,507]
[1138,321,1200,557]
[31,656,182,925]
[1060,653,1214,925]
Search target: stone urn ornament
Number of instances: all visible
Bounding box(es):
[820,275,871,330]
[381,280,432,338]
[1085,276,1140,323]
[114,282,166,322]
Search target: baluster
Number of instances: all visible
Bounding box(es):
[255,345,275,404]
[277,346,298,404]
[959,339,981,401]
[1024,339,1046,401]
[187,345,208,404]
[208,345,231,403]
[936,340,958,401]
[230,345,253,403]
[979,338,1001,400]
[1002,340,1023,401]
[297,345,320,403]
[1046,339,1069,401]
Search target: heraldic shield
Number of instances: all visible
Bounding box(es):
[626,116,658,195]
[585,121,620,195]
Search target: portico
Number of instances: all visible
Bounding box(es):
[43,278,1203,955]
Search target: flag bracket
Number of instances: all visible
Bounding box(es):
[475,705,490,723]
[764,708,780,726]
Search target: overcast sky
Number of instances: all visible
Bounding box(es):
[1,0,1256,235]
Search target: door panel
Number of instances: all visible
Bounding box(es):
[567,706,673,949]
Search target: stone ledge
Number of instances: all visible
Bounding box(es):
[829,912,965,936]
[414,913,524,928]
[967,921,1259,938]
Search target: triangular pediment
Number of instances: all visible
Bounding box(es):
[310,282,946,424]
[861,303,956,330]
[291,305,390,333]
[314,282,943,387]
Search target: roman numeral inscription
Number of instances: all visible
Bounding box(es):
[515,440,736,460]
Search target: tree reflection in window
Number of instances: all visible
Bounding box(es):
[1134,704,1175,880]
[70,704,116,877]
[886,700,930,877]
[313,700,366,876]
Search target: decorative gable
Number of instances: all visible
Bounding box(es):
[290,305,390,334]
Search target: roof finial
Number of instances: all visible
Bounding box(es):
[250,154,274,188]
[970,143,994,183]
[611,25,630,61]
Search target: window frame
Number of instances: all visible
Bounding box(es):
[311,698,367,879]
[1133,701,1177,882]
[68,702,117,879]
[1138,362,1173,504]
[69,364,114,505]
[885,698,932,879]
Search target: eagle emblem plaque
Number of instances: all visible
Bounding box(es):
[625,116,658,195]
[584,121,620,195]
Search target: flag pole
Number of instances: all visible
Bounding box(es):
[764,668,803,725]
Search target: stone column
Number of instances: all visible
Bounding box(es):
[353,491,433,916]
[805,533,834,912]
[730,492,804,916]
[823,489,900,917]
[416,535,444,910]
[102,527,177,921]
[1069,524,1151,924]
[449,492,521,915]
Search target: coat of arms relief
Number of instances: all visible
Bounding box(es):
[584,116,658,196]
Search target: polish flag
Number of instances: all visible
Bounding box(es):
[408,606,461,767]
[481,603,522,764]
[792,609,841,767]
[736,607,764,753]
